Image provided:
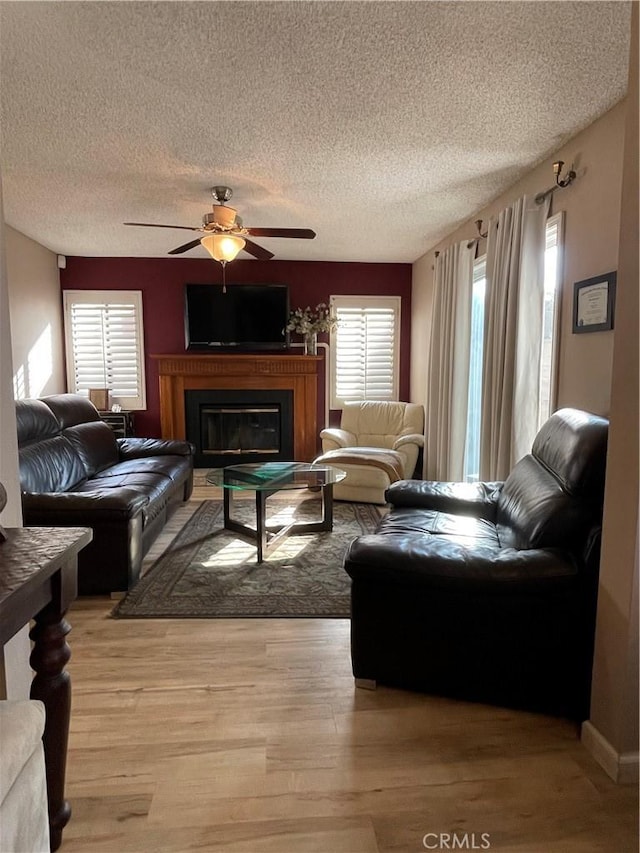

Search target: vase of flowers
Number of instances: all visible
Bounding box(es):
[304,331,318,356]
[286,303,338,354]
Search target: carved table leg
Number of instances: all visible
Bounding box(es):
[29,603,73,852]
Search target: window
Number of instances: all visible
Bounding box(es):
[329,296,400,408]
[462,213,562,479]
[463,256,487,482]
[538,212,563,427]
[63,290,146,410]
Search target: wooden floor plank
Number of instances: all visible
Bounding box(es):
[60,488,638,852]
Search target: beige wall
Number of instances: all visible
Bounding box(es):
[0,189,31,699]
[409,252,435,409]
[411,99,627,416]
[5,225,66,399]
[587,0,638,779]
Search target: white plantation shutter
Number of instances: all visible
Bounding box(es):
[63,291,146,410]
[330,296,400,408]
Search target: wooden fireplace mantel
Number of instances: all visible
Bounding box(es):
[151,353,321,462]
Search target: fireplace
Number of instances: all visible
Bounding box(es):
[185,389,294,467]
[152,353,320,463]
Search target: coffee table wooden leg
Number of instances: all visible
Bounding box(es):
[321,483,334,531]
[256,490,267,563]
[223,485,232,527]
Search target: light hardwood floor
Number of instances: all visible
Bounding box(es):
[61,479,638,852]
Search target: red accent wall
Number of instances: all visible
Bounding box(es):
[61,257,412,439]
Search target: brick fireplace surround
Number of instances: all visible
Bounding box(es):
[152,354,321,462]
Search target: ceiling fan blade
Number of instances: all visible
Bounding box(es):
[245,227,316,239]
[242,239,275,260]
[124,222,201,231]
[168,238,203,255]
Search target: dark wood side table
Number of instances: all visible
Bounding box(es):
[0,526,92,852]
[98,410,135,438]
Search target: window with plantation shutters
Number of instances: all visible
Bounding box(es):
[329,296,400,408]
[63,290,146,410]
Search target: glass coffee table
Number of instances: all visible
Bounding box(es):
[206,462,346,562]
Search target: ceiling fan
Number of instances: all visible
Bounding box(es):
[124,186,316,263]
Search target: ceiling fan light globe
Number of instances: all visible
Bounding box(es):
[201,234,245,262]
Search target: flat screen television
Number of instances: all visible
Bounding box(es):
[184,283,289,351]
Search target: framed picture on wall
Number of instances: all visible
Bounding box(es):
[572,271,617,334]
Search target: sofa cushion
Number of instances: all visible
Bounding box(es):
[80,471,180,524]
[531,407,608,496]
[64,421,120,478]
[19,436,87,493]
[495,409,609,550]
[118,437,194,459]
[341,400,424,450]
[15,399,60,445]
[41,393,101,428]
[103,456,192,483]
[345,533,577,591]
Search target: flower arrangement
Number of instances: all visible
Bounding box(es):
[286,302,338,335]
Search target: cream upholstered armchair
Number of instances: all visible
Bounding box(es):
[315,401,424,504]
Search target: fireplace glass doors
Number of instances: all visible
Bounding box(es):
[202,405,280,456]
[185,390,294,467]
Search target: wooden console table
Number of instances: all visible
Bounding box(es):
[0,526,92,852]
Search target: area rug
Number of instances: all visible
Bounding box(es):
[112,497,384,618]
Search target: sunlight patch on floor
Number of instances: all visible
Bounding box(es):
[201,539,256,566]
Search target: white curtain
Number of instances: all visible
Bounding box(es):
[479,193,551,480]
[425,240,474,480]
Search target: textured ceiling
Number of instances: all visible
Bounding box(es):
[0,1,631,264]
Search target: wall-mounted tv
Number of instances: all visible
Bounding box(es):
[184,283,289,351]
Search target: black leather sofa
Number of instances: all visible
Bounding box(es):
[16,394,194,595]
[343,408,608,719]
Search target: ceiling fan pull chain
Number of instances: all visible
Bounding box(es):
[221,261,227,294]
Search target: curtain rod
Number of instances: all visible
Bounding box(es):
[441,160,576,259]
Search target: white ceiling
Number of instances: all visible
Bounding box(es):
[0,1,631,264]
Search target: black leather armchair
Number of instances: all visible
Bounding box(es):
[343,408,608,719]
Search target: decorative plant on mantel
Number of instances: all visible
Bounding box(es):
[286,302,338,354]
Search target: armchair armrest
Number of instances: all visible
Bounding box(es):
[117,437,195,460]
[344,534,577,591]
[393,433,425,450]
[385,480,503,521]
[319,428,356,451]
[22,489,148,523]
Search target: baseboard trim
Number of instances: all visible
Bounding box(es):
[581,721,639,784]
